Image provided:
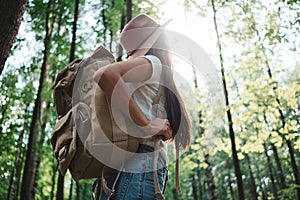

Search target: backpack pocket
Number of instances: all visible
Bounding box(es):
[51,110,76,175]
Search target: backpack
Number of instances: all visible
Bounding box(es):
[50,45,140,181]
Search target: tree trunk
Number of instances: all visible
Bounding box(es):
[69,0,80,62]
[108,0,114,51]
[245,154,258,200]
[117,0,131,61]
[263,143,278,200]
[0,103,8,137]
[126,0,132,22]
[271,143,286,190]
[116,11,125,61]
[228,170,235,200]
[191,60,216,200]
[205,154,217,200]
[100,0,107,47]
[11,144,24,200]
[7,164,15,200]
[50,163,56,200]
[69,180,73,200]
[109,30,113,52]
[285,139,300,199]
[197,163,203,200]
[211,0,245,199]
[10,105,29,200]
[83,182,88,199]
[57,173,64,200]
[191,174,198,200]
[20,0,53,198]
[8,114,26,200]
[30,101,51,199]
[30,158,41,199]
[0,0,28,75]
[76,182,80,200]
[254,162,267,200]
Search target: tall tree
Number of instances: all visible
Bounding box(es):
[70,0,80,63]
[270,143,286,190]
[263,143,278,199]
[116,11,126,61]
[0,0,28,75]
[190,59,217,199]
[0,71,21,199]
[100,0,108,47]
[20,0,54,198]
[126,0,132,22]
[116,0,132,61]
[245,154,258,200]
[10,105,29,200]
[191,174,198,200]
[211,0,245,199]
[254,161,267,200]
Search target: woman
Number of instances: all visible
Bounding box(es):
[93,14,191,200]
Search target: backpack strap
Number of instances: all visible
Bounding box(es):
[152,81,165,200]
[153,139,165,200]
[103,165,123,199]
[101,169,121,199]
[153,84,164,105]
[92,166,123,200]
[153,140,181,196]
[91,179,99,200]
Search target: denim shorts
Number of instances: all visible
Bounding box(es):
[100,144,168,200]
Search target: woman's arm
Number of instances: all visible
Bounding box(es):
[93,57,151,126]
[93,57,172,140]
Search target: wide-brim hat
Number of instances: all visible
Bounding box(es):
[120,14,171,57]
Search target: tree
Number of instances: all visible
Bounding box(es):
[8,105,29,200]
[0,0,28,75]
[211,0,245,199]
[20,0,54,198]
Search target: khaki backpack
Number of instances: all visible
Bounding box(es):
[50,45,140,181]
[51,45,168,200]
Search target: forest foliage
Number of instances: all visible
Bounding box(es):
[0,0,299,199]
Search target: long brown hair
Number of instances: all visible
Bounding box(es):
[147,34,192,151]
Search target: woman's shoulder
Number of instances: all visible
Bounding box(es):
[139,55,162,66]
[139,55,162,83]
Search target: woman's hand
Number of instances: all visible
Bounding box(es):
[141,118,173,141]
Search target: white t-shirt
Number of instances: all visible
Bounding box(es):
[125,55,168,162]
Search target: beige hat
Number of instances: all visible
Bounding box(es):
[120,14,170,57]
